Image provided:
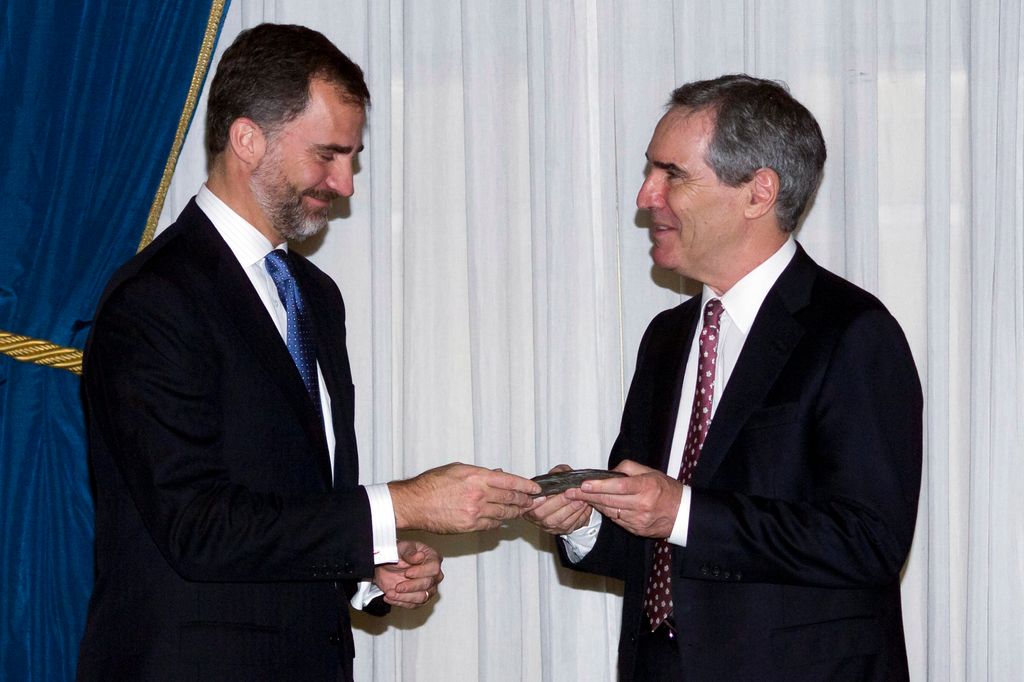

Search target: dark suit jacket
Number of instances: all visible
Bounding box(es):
[562,245,922,681]
[77,200,379,681]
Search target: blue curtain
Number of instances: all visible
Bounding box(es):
[0,2,228,678]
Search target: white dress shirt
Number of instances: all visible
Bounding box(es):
[195,186,397,605]
[563,238,797,560]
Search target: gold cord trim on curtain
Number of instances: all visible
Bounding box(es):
[137,0,226,252]
[0,1,226,376]
[0,331,83,375]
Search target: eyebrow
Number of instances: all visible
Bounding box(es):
[645,153,689,180]
[314,143,365,155]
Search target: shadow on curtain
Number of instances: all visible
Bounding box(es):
[0,2,228,678]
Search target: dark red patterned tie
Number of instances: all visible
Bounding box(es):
[644,298,724,631]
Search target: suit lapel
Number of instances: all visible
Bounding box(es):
[690,246,817,487]
[649,302,702,474]
[626,301,700,475]
[633,301,701,582]
[290,257,359,488]
[185,205,334,488]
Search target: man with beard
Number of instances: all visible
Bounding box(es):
[77,24,539,681]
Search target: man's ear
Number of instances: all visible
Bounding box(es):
[745,167,779,220]
[226,117,266,169]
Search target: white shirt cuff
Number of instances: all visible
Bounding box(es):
[666,484,692,546]
[365,483,399,565]
[560,507,603,562]
[350,581,385,610]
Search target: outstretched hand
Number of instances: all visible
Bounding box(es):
[373,540,443,609]
[389,462,541,534]
[524,464,593,535]
[564,460,683,539]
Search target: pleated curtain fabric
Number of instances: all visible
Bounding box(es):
[0,3,228,679]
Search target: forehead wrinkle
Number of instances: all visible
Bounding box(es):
[651,159,690,179]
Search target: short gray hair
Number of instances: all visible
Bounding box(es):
[669,74,826,232]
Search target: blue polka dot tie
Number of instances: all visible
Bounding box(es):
[264,249,322,415]
[644,297,724,632]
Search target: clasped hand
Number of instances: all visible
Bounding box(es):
[373,540,443,609]
[526,460,683,539]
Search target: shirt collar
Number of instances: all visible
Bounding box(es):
[195,184,285,268]
[703,237,796,334]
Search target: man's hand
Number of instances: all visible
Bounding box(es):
[564,460,682,539]
[372,540,443,609]
[388,463,541,533]
[523,464,593,535]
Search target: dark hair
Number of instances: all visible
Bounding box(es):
[205,23,370,157]
[669,74,826,232]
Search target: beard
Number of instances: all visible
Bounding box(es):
[250,147,338,242]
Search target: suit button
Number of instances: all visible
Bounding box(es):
[700,565,709,576]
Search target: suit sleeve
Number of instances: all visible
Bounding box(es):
[683,309,922,588]
[85,274,376,584]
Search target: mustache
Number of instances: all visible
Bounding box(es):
[303,189,340,203]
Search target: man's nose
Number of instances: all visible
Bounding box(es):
[636,175,662,210]
[326,159,355,198]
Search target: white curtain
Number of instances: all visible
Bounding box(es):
[157,1,1024,679]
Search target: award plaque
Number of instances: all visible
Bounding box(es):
[530,468,626,497]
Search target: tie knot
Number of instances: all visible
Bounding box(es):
[264,249,294,286]
[703,298,723,327]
